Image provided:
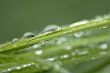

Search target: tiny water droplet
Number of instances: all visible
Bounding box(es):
[70,20,88,27]
[23,32,35,38]
[54,64,60,70]
[7,68,12,71]
[99,43,108,50]
[56,37,67,45]
[94,16,103,21]
[73,50,89,55]
[12,38,19,43]
[100,51,107,55]
[47,57,56,61]
[43,25,61,33]
[60,54,69,59]
[32,44,41,49]
[74,31,84,38]
[91,57,96,60]
[64,45,72,50]
[35,50,43,55]
[16,66,21,70]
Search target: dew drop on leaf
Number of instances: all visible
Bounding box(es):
[64,45,72,50]
[12,38,19,43]
[73,50,89,56]
[32,44,42,49]
[23,32,35,38]
[46,57,56,61]
[43,25,61,33]
[60,54,69,59]
[16,66,21,70]
[56,37,67,45]
[93,16,104,22]
[35,50,43,55]
[100,51,107,55]
[99,43,108,50]
[74,31,85,38]
[70,20,88,27]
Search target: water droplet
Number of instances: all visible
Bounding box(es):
[16,66,21,70]
[47,58,56,61]
[7,68,12,71]
[60,54,69,59]
[43,25,61,33]
[71,52,76,56]
[100,51,107,55]
[99,43,108,50]
[64,45,72,50]
[70,20,88,27]
[54,64,60,70]
[56,37,67,45]
[73,50,89,55]
[94,16,103,21]
[32,44,41,49]
[74,31,84,38]
[12,38,19,43]
[23,32,35,38]
[35,50,43,55]
[91,57,96,60]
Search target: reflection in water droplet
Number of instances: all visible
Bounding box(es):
[99,43,108,50]
[23,32,35,38]
[43,25,61,33]
[35,50,43,55]
[70,20,88,27]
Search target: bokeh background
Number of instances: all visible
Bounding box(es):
[0,0,110,43]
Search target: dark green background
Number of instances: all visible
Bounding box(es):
[0,0,110,42]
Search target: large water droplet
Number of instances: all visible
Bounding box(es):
[23,32,35,38]
[43,25,61,33]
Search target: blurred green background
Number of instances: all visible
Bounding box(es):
[0,0,110,43]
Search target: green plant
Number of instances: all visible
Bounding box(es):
[0,14,110,73]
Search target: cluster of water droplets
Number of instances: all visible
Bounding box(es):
[2,63,35,73]
[9,17,110,64]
